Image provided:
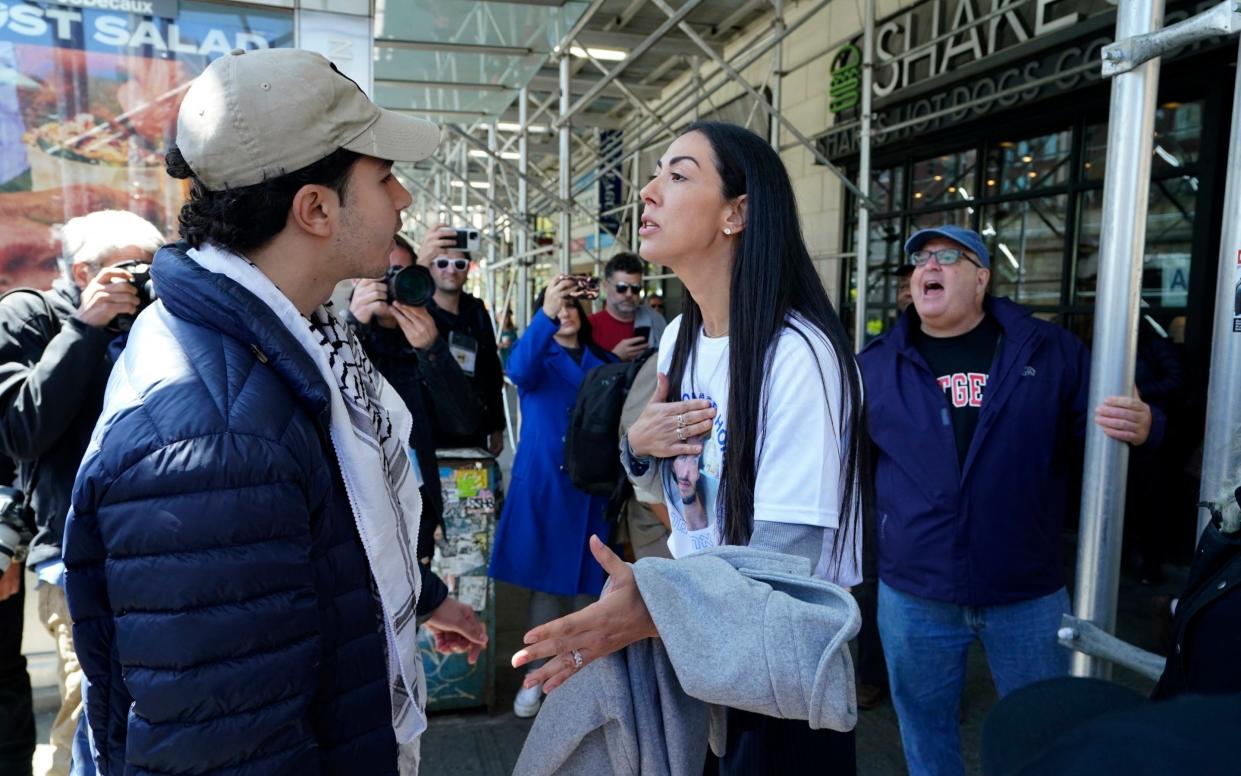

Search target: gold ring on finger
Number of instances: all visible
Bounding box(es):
[570,649,584,670]
[676,413,686,429]
[676,426,687,442]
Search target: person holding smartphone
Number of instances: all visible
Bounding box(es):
[488,276,617,718]
[588,252,666,361]
[417,223,507,454]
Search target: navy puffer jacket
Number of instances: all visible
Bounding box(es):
[63,244,441,774]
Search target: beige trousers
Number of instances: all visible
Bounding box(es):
[36,584,82,776]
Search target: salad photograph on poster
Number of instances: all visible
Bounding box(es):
[0,1,293,290]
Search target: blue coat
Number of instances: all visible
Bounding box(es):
[62,244,446,775]
[858,296,1163,607]
[489,310,612,597]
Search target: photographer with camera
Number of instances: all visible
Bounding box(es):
[0,208,163,775]
[345,234,481,574]
[417,224,507,455]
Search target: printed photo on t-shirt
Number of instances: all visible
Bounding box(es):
[662,430,723,551]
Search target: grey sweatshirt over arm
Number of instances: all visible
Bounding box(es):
[514,546,861,776]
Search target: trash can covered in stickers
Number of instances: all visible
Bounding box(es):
[418,447,500,711]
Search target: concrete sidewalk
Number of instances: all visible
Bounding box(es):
[416,563,1170,776]
[27,549,1174,775]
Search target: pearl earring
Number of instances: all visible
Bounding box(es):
[724,228,732,235]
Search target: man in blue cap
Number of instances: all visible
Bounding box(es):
[857,225,1161,776]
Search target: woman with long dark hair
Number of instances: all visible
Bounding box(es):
[513,122,869,772]
[489,276,615,719]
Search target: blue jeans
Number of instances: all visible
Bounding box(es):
[877,582,1070,776]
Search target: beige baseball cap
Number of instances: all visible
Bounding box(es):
[176,47,441,190]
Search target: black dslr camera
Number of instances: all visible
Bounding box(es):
[109,259,157,333]
[0,486,31,574]
[385,264,435,307]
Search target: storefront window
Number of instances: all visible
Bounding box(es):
[0,2,295,291]
[864,217,903,306]
[1083,123,1106,181]
[909,208,971,231]
[1075,177,1196,307]
[910,149,976,209]
[980,195,1069,305]
[984,129,1072,195]
[869,166,903,214]
[1152,101,1203,176]
[1083,101,1202,181]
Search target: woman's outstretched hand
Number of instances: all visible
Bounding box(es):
[512,536,658,693]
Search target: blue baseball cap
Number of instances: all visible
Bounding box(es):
[904,225,990,269]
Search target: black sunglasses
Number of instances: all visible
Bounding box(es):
[611,281,641,295]
[434,258,469,271]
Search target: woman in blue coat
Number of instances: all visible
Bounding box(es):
[490,275,615,717]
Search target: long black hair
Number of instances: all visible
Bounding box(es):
[533,289,614,364]
[664,121,871,569]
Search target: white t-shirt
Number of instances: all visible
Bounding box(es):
[655,313,862,585]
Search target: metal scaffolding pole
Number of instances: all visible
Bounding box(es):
[1199,38,1241,537]
[1071,0,1164,680]
[459,140,469,218]
[769,0,783,148]
[647,0,875,207]
[557,0,707,126]
[399,171,508,255]
[517,86,531,332]
[616,0,830,140]
[630,150,641,251]
[448,125,599,225]
[486,123,498,319]
[559,53,572,274]
[426,156,527,228]
[692,55,702,121]
[853,0,874,351]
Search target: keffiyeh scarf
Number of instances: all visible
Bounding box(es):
[187,244,427,770]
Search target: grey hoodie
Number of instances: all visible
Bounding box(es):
[514,546,861,775]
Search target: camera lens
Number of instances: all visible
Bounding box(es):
[387,264,435,306]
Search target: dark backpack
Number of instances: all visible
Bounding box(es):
[564,349,656,508]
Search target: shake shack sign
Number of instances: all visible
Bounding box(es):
[817,0,1213,159]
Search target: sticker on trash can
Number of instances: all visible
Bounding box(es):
[456,469,489,498]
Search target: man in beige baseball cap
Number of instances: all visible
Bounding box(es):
[63,47,485,775]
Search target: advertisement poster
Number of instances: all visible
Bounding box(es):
[0,1,294,291]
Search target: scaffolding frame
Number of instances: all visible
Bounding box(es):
[396,0,1241,686]
[1056,0,1241,679]
[402,0,876,341]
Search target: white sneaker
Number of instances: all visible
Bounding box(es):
[513,682,543,718]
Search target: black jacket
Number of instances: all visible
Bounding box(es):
[1151,517,1241,701]
[348,314,480,556]
[0,278,116,567]
[428,292,505,449]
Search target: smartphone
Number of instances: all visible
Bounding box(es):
[566,274,600,299]
[633,325,651,342]
[452,228,482,253]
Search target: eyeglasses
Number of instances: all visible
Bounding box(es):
[434,258,470,271]
[611,282,641,295]
[908,248,981,268]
